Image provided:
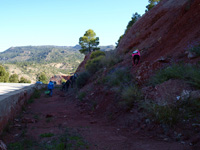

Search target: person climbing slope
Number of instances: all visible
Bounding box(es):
[132,49,140,66]
[47,81,54,96]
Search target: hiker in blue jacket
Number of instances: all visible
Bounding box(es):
[48,81,54,96]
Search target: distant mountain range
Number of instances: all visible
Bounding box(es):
[0,45,115,63]
[0,45,115,82]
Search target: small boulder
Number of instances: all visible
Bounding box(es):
[188,51,198,59]
[157,56,170,63]
[180,90,191,100]
[0,140,7,150]
[179,90,200,101]
[190,90,200,99]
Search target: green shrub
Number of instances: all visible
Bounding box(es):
[55,142,65,150]
[27,98,34,104]
[177,98,200,120]
[19,77,31,83]
[151,104,179,126]
[27,89,41,104]
[9,73,19,83]
[90,50,105,59]
[37,72,48,84]
[150,64,200,88]
[0,65,9,82]
[78,92,86,101]
[76,71,90,88]
[8,142,24,150]
[7,129,89,150]
[104,67,132,87]
[120,85,142,109]
[85,55,105,73]
[40,133,54,138]
[184,65,200,88]
[102,67,140,110]
[189,44,200,56]
[101,50,122,68]
[31,89,41,99]
[7,139,34,150]
[141,97,200,126]
[149,64,184,85]
[140,101,179,126]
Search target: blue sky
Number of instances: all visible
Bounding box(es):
[0,0,149,52]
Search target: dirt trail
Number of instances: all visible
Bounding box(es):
[2,88,191,150]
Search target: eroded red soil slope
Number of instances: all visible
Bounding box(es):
[116,0,200,80]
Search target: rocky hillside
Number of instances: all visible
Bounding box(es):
[74,0,200,148]
[116,0,200,80]
[0,45,84,63]
[77,0,200,87]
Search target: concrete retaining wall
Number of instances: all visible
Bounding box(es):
[0,83,46,134]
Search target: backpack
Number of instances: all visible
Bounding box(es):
[48,82,54,90]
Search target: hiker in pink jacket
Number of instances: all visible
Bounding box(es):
[132,49,140,66]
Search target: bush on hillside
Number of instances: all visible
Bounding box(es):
[37,72,48,84]
[149,64,185,85]
[103,67,132,87]
[0,65,9,82]
[149,64,200,88]
[76,71,90,88]
[141,96,200,126]
[19,77,31,83]
[126,13,141,32]
[90,50,105,59]
[28,89,41,104]
[102,67,143,110]
[100,50,122,68]
[145,103,179,126]
[189,43,200,56]
[78,92,86,101]
[120,85,143,109]
[9,73,19,83]
[145,0,161,12]
[85,55,105,74]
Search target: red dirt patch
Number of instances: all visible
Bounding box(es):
[1,88,191,150]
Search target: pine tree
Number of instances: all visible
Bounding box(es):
[0,65,9,82]
[79,29,100,54]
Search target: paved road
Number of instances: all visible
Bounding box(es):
[0,83,34,95]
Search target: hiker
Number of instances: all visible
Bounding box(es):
[132,49,140,66]
[47,81,54,96]
[70,73,78,88]
[62,79,71,92]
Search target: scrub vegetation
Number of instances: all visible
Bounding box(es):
[149,64,200,88]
